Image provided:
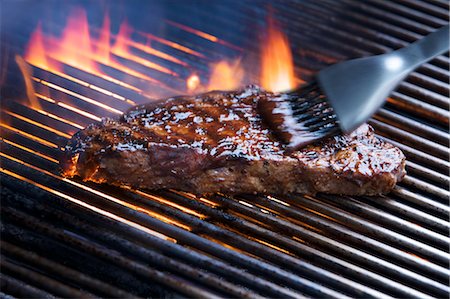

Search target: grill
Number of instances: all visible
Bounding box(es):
[1,0,449,298]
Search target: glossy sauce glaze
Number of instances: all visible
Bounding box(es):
[257,89,339,151]
[63,85,405,195]
[120,86,286,162]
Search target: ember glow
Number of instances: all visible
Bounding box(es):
[186,74,201,93]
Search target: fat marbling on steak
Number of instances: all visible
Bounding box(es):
[61,86,405,195]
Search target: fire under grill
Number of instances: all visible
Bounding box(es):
[1,0,449,298]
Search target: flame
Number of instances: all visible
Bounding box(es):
[24,23,51,70]
[185,60,244,93]
[261,17,296,92]
[110,21,178,76]
[112,20,132,56]
[96,13,111,65]
[24,7,297,102]
[15,55,41,109]
[24,7,176,94]
[52,8,98,73]
[183,16,296,94]
[186,74,201,93]
[208,59,243,91]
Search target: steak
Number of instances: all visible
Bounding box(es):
[61,86,406,195]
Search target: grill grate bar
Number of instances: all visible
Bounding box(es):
[391,186,450,218]
[6,187,302,298]
[280,194,450,263]
[275,0,448,73]
[380,136,450,174]
[374,109,449,146]
[423,0,450,10]
[320,0,445,43]
[3,179,291,298]
[229,194,450,277]
[160,191,440,298]
[0,273,56,299]
[1,257,96,298]
[400,176,450,202]
[1,205,226,299]
[0,175,331,298]
[207,194,446,298]
[316,194,449,248]
[1,242,138,298]
[3,209,262,299]
[388,92,448,125]
[367,0,449,27]
[406,160,450,187]
[361,195,449,234]
[369,119,448,160]
[1,145,444,298]
[393,0,450,21]
[0,152,339,297]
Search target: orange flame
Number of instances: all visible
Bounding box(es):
[15,55,41,109]
[52,8,98,73]
[184,16,296,94]
[25,7,297,101]
[261,17,296,92]
[208,59,243,91]
[24,23,52,70]
[185,59,244,93]
[96,13,111,64]
[112,20,132,56]
[24,7,177,93]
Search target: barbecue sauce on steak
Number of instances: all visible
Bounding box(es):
[62,86,405,195]
[257,92,337,151]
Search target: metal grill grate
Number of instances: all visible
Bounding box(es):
[1,0,449,298]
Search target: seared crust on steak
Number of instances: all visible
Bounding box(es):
[61,86,405,195]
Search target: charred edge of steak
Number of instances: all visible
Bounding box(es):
[61,86,406,196]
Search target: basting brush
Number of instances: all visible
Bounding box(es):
[262,25,449,151]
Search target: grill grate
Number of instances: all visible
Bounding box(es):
[1,0,449,298]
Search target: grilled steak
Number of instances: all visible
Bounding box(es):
[61,86,405,195]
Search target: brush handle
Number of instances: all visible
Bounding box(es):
[395,25,449,73]
[314,24,449,133]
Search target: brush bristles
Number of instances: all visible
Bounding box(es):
[287,81,340,139]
